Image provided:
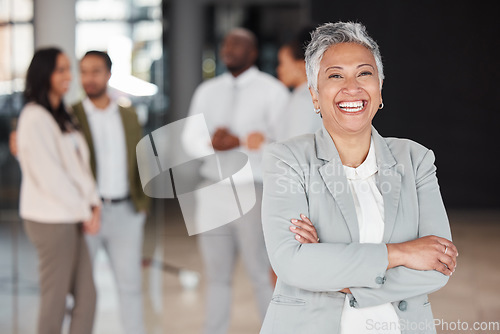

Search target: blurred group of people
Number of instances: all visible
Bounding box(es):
[182,27,321,334]
[15,49,149,334]
[13,26,321,334]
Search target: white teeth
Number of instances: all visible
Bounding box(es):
[338,101,364,112]
[339,101,363,108]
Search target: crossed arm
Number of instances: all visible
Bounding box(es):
[211,127,266,151]
[290,214,458,294]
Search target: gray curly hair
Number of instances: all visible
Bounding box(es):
[305,21,384,92]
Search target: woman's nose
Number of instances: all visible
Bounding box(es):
[341,77,361,94]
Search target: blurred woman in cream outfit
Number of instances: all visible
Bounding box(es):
[17,47,101,334]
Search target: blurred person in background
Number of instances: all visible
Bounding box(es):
[72,50,150,334]
[276,27,322,141]
[270,26,322,286]
[182,28,290,334]
[16,47,101,334]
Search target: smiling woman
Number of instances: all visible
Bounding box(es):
[260,22,457,334]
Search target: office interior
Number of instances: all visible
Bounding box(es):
[1,0,499,333]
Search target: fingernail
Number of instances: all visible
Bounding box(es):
[291,219,297,223]
[300,214,305,218]
[295,235,301,240]
[291,226,296,230]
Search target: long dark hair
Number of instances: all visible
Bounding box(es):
[24,47,77,132]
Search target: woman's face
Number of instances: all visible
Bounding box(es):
[310,42,382,137]
[49,53,72,99]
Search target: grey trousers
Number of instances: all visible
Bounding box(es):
[85,200,146,334]
[23,220,96,334]
[197,183,273,334]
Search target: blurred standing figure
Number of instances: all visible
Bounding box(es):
[276,28,322,141]
[72,51,150,334]
[183,28,290,334]
[17,47,101,334]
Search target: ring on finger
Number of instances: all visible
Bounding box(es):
[444,246,448,255]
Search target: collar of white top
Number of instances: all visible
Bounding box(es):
[343,138,378,180]
[82,96,117,116]
[226,66,259,87]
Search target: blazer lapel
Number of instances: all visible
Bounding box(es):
[118,106,134,184]
[316,126,359,242]
[72,102,97,178]
[371,127,402,243]
[315,126,403,243]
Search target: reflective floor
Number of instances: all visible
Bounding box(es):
[1,200,500,333]
[0,200,262,334]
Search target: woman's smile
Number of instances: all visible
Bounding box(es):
[336,100,368,114]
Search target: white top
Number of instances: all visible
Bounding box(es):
[276,83,323,141]
[17,103,100,223]
[182,66,290,183]
[340,139,401,334]
[83,97,129,198]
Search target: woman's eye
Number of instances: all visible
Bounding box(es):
[359,71,373,77]
[328,74,342,79]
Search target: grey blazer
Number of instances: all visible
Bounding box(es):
[260,125,451,334]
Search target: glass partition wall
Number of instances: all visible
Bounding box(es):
[0,1,34,332]
[0,0,168,332]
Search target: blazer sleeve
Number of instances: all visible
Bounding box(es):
[262,143,389,292]
[350,149,451,308]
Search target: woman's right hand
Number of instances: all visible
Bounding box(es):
[289,214,319,243]
[83,206,101,235]
[387,235,458,276]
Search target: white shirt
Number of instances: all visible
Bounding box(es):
[340,139,401,334]
[83,97,129,198]
[276,82,323,141]
[182,66,290,183]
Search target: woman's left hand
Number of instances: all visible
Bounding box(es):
[290,214,319,243]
